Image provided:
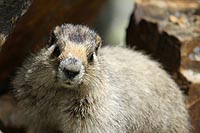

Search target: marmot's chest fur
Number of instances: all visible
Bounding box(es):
[13,24,190,133]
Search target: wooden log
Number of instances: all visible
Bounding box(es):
[0,0,106,94]
[126,0,200,132]
[0,0,31,47]
[0,0,31,94]
[187,83,200,133]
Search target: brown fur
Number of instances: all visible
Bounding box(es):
[12,24,190,133]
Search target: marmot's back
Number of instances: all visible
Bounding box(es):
[101,47,190,132]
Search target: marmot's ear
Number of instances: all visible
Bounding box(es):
[53,26,61,35]
[48,30,56,47]
[95,34,102,54]
[48,26,61,47]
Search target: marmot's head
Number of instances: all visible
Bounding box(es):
[47,24,102,88]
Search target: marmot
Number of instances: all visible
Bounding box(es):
[13,24,190,133]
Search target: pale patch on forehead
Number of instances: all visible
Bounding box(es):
[58,44,87,64]
[67,52,73,58]
[59,35,69,44]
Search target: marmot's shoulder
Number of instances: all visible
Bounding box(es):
[101,46,162,74]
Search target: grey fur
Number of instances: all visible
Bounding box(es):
[12,24,190,133]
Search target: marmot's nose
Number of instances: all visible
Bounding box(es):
[60,58,82,79]
[63,68,80,79]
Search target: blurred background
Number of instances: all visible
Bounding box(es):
[94,0,134,45]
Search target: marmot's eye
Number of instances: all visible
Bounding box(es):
[52,45,61,57]
[87,52,94,63]
[95,46,99,55]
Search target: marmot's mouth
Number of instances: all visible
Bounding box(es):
[59,80,82,88]
[60,81,77,88]
[65,81,72,85]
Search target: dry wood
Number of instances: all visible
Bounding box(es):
[126,0,200,132]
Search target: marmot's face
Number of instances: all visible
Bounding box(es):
[49,24,102,88]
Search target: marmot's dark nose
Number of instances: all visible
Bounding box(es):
[60,57,82,79]
[63,68,80,79]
